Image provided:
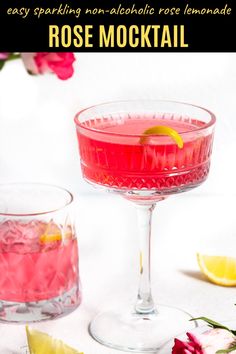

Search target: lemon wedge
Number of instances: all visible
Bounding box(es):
[26,326,83,354]
[140,125,184,148]
[197,253,236,286]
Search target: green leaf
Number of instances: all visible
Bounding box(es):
[216,344,236,353]
[0,53,21,71]
[191,316,236,352]
[190,317,236,335]
[0,60,5,70]
[7,53,20,61]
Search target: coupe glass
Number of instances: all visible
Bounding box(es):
[0,183,81,323]
[74,100,215,352]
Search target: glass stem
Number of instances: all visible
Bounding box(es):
[134,203,156,315]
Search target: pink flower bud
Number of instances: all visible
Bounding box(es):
[21,52,76,80]
[172,329,236,354]
[0,53,9,60]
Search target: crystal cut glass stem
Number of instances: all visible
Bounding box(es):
[135,203,156,315]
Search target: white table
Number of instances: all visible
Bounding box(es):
[0,192,235,353]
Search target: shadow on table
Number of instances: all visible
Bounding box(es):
[179,270,209,283]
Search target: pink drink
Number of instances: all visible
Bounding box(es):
[0,220,78,302]
[77,116,214,191]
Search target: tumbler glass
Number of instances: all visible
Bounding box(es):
[0,183,81,323]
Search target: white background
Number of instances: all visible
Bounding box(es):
[0,54,236,353]
[0,53,236,195]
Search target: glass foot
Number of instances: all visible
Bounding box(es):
[89,305,197,352]
[0,286,81,323]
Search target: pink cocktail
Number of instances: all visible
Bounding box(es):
[75,100,215,352]
[0,184,81,323]
[0,220,78,302]
[78,116,213,192]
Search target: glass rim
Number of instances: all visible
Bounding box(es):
[74,99,216,138]
[0,182,74,217]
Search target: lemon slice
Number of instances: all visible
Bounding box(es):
[40,233,62,243]
[140,125,184,148]
[39,222,62,243]
[197,253,236,286]
[26,326,83,354]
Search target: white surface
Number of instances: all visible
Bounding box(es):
[1,193,236,353]
[0,54,236,352]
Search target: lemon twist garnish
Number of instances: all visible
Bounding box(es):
[140,125,184,148]
[26,325,83,354]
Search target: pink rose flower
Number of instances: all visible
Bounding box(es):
[21,52,75,80]
[172,329,236,354]
[0,53,9,60]
[172,332,203,354]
